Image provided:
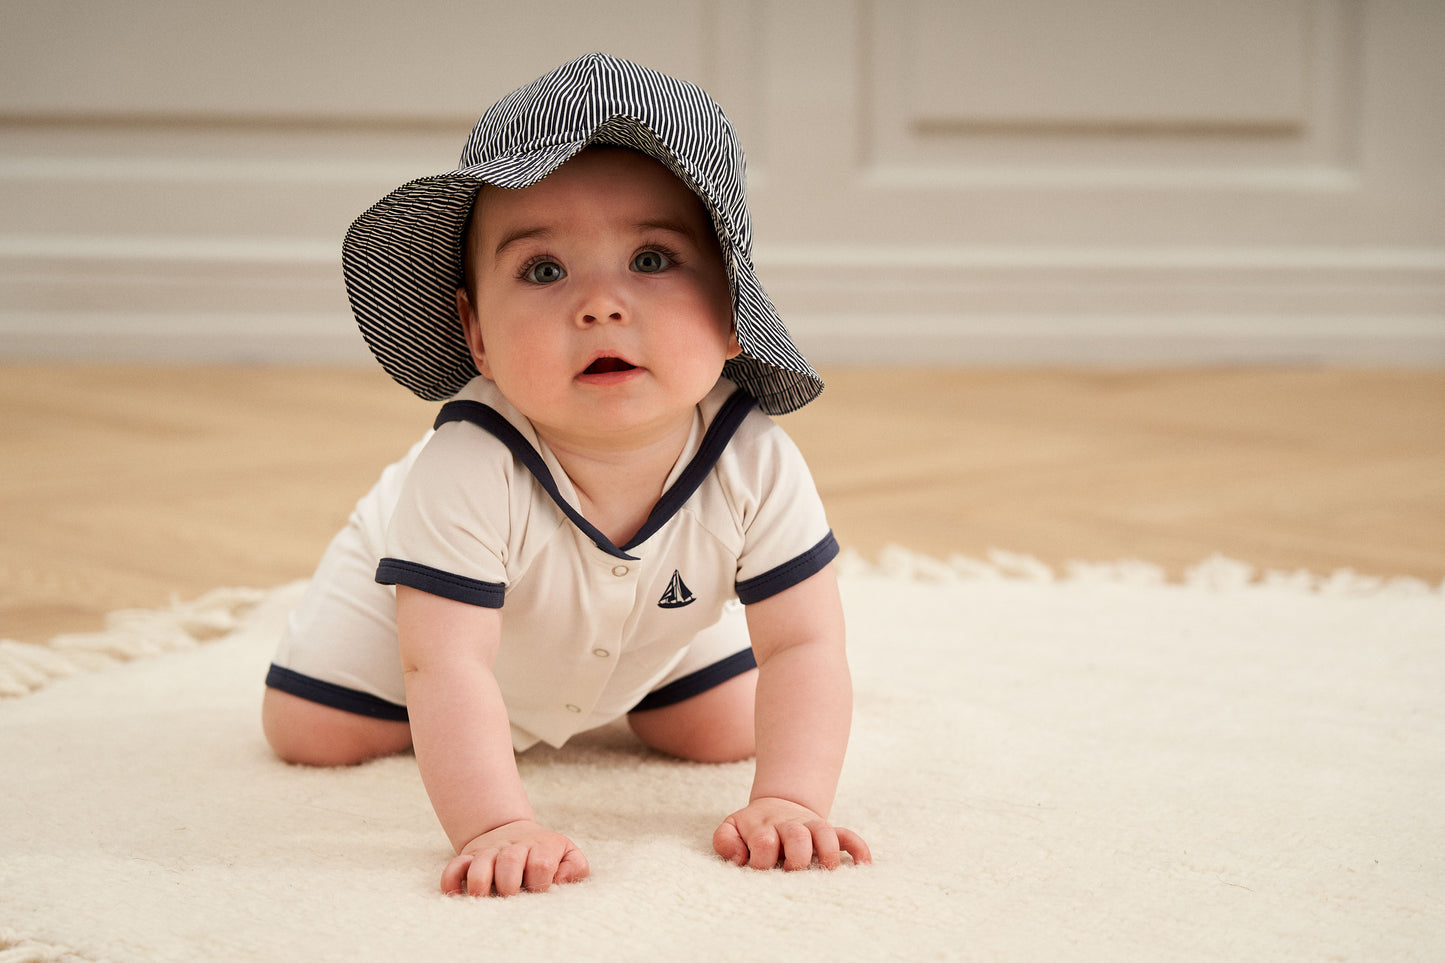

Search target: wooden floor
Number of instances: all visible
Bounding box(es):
[3,365,1442,644]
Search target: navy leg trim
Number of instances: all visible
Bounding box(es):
[629,649,758,713]
[265,664,410,722]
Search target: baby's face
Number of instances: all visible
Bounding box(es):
[456,148,738,450]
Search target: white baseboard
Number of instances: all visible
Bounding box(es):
[788,314,1445,367]
[2,238,1442,365]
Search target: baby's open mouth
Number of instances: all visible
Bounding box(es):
[583,357,637,375]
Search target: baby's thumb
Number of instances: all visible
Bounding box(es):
[712,818,748,865]
[440,853,474,895]
[557,845,590,885]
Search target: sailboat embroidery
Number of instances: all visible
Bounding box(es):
[657,570,696,609]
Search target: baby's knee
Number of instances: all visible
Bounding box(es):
[677,721,756,764]
[262,687,411,767]
[628,669,756,763]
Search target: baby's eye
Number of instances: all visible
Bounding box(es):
[631,249,672,274]
[523,260,566,283]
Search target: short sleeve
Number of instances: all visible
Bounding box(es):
[726,414,838,604]
[376,423,512,608]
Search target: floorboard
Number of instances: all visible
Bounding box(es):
[4,365,1441,643]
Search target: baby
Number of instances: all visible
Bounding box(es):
[262,53,869,896]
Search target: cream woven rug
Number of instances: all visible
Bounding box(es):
[1,549,1441,962]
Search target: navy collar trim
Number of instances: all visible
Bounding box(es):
[433,390,758,561]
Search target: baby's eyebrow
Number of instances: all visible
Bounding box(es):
[492,227,552,261]
[635,218,704,242]
[490,218,704,261]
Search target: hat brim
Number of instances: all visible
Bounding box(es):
[343,125,822,415]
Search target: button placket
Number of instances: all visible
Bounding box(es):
[561,543,639,727]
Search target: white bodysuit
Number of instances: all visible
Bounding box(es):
[266,377,837,750]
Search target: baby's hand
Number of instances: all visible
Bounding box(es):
[713,797,871,871]
[441,819,589,896]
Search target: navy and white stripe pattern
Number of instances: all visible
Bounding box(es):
[342,52,823,416]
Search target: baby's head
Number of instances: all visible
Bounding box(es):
[454,145,740,436]
[342,53,822,416]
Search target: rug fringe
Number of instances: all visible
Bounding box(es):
[0,587,269,700]
[4,549,1438,703]
[0,931,107,963]
[841,546,1444,597]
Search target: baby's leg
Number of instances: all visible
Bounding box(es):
[628,606,757,763]
[628,667,756,763]
[263,687,411,766]
[263,434,427,767]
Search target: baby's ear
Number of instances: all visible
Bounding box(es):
[455,287,490,376]
[726,318,742,360]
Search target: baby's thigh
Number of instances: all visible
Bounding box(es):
[264,468,415,765]
[262,686,411,766]
[627,669,756,763]
[628,605,756,763]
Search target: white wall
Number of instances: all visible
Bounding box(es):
[2,0,1442,365]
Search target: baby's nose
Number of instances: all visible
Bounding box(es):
[575,278,628,325]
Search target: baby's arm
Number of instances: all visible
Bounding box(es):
[713,564,872,870]
[397,585,589,896]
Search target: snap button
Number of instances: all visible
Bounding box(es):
[565,704,582,713]
[593,648,610,658]
[611,565,629,577]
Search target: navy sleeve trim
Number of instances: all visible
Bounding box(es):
[376,557,505,608]
[628,648,758,713]
[735,531,840,605]
[265,665,410,722]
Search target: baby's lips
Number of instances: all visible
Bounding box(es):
[581,355,639,375]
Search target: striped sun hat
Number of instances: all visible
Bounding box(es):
[342,52,822,416]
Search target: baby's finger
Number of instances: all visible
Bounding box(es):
[779,822,815,871]
[491,844,527,896]
[522,843,563,893]
[712,819,748,866]
[466,852,496,897]
[441,853,474,895]
[808,821,843,870]
[745,825,781,870]
[835,827,872,865]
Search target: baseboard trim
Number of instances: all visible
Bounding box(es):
[2,239,1441,365]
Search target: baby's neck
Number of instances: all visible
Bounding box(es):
[540,419,695,548]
